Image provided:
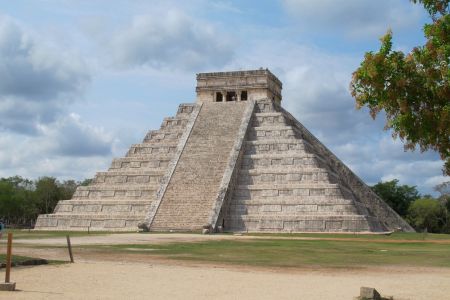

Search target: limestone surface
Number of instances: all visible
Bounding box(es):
[35,69,413,232]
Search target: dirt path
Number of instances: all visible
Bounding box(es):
[11,232,450,247]
[2,233,450,299]
[11,233,236,246]
[2,261,450,300]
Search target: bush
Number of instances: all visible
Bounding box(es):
[407,198,449,233]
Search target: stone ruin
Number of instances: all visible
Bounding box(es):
[35,69,414,233]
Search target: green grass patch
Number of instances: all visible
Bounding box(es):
[244,231,450,241]
[101,238,450,268]
[0,254,65,266]
[4,229,130,240]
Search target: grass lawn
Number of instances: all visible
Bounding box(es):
[244,231,450,241]
[99,237,450,269]
[5,230,450,269]
[0,254,39,265]
[0,253,64,266]
[3,229,126,240]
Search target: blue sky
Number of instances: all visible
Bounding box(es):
[0,0,447,195]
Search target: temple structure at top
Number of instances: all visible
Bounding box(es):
[35,69,413,233]
[196,69,282,104]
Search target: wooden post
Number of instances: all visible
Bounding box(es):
[5,233,12,283]
[66,235,74,263]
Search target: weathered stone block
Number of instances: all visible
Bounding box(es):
[295,205,318,212]
[56,205,73,212]
[259,220,283,229]
[359,287,381,300]
[261,205,282,212]
[325,221,343,230]
[37,218,58,227]
[104,220,126,228]
[260,189,278,197]
[102,205,131,212]
[57,219,71,227]
[73,205,101,213]
[70,219,91,227]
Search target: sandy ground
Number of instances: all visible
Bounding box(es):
[12,232,237,246]
[1,233,450,299]
[2,261,450,300]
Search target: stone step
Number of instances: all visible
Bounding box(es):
[126,142,178,156]
[120,154,175,161]
[241,152,326,169]
[109,156,173,170]
[248,125,299,140]
[244,139,313,154]
[52,210,147,216]
[233,183,352,199]
[150,223,204,232]
[93,170,165,185]
[160,116,190,130]
[143,129,185,143]
[58,199,152,204]
[224,214,371,232]
[150,101,249,230]
[227,203,360,215]
[238,167,338,184]
[175,103,196,115]
[232,196,357,205]
[252,112,287,127]
[255,100,280,113]
[98,169,166,175]
[240,167,338,176]
[35,214,143,231]
[53,199,151,215]
[73,184,157,200]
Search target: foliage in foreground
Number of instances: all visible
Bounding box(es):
[350,0,450,175]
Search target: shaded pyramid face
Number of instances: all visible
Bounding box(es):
[35,70,413,233]
[223,100,412,232]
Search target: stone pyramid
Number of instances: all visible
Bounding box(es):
[35,69,413,233]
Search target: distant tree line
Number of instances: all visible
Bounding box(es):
[1,175,449,233]
[0,176,92,227]
[372,180,450,233]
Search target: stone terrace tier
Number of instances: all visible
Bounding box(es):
[34,69,413,233]
[35,103,197,231]
[221,100,413,233]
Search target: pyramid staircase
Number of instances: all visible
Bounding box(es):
[35,69,413,233]
[35,103,197,231]
[148,101,249,231]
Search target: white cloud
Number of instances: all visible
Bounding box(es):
[110,10,234,71]
[0,14,90,134]
[0,14,116,180]
[0,114,116,180]
[282,0,423,38]
[39,113,114,157]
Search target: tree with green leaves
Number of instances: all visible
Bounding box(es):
[0,176,90,227]
[35,177,61,214]
[58,180,79,200]
[407,197,449,232]
[0,177,38,225]
[371,179,420,217]
[350,0,450,175]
